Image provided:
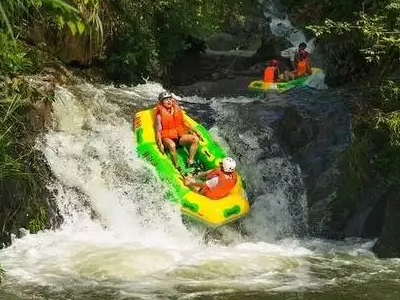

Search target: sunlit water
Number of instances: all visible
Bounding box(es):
[0,81,399,300]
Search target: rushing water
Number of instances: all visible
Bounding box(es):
[0,82,400,300]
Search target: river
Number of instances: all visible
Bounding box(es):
[0,81,400,300]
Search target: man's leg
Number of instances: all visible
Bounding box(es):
[162,138,178,166]
[179,134,199,166]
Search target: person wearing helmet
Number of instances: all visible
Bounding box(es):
[155,91,199,168]
[183,157,237,200]
[263,59,282,83]
[285,42,312,80]
[294,42,308,66]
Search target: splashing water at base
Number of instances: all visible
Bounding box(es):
[208,98,308,240]
[0,83,400,300]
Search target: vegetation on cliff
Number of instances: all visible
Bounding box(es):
[282,0,400,247]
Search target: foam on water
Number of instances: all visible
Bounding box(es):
[0,82,384,299]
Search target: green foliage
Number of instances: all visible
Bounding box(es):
[0,32,38,75]
[335,132,372,208]
[27,206,47,233]
[0,0,82,37]
[0,88,27,181]
[297,0,400,207]
[307,12,400,63]
[102,0,257,83]
[370,80,400,184]
[105,19,158,82]
[0,79,55,241]
[304,0,400,63]
[339,80,400,198]
[1,0,256,82]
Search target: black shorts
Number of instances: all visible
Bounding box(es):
[164,137,182,148]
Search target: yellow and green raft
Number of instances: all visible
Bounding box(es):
[133,108,250,228]
[248,67,322,93]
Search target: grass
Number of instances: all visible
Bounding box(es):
[0,92,27,180]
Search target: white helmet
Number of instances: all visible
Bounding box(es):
[158,91,172,101]
[221,157,236,173]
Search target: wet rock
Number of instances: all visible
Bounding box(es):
[0,150,60,245]
[307,191,336,237]
[26,22,101,66]
[372,188,400,258]
[168,52,260,86]
[270,89,353,237]
[206,33,238,51]
[254,17,293,61]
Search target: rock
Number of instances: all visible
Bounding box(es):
[26,22,101,67]
[206,33,238,51]
[168,51,260,86]
[270,89,353,237]
[308,192,336,237]
[254,17,293,60]
[372,188,400,258]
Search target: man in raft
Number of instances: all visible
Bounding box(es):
[264,43,312,83]
[184,157,237,199]
[284,42,312,80]
[155,91,199,168]
[263,59,282,83]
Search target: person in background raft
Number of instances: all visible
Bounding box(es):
[184,157,237,200]
[285,42,312,80]
[155,91,199,168]
[263,59,284,83]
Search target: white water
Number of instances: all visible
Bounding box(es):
[0,82,380,299]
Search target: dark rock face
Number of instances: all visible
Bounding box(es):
[168,52,261,86]
[269,88,353,237]
[372,188,400,258]
[0,151,61,249]
[254,16,293,61]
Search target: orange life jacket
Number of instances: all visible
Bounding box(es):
[156,99,187,139]
[202,169,237,200]
[295,59,309,76]
[264,66,276,83]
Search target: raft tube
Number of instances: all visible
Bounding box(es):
[248,67,322,93]
[133,108,251,228]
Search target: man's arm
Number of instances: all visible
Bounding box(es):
[196,169,214,178]
[188,180,206,188]
[155,114,164,151]
[185,175,218,189]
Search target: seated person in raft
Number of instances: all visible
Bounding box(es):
[284,42,312,80]
[184,157,237,200]
[263,59,285,83]
[155,91,200,168]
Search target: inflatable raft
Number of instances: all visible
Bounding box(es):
[133,108,250,228]
[248,67,322,93]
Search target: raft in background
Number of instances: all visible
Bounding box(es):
[248,67,322,93]
[133,108,250,228]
